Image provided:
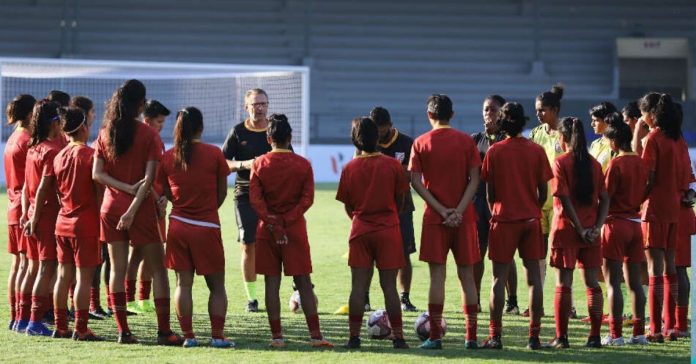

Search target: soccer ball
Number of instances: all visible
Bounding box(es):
[288,290,318,313]
[366,309,392,339]
[414,311,447,341]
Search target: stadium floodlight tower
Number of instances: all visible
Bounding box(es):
[0,57,310,156]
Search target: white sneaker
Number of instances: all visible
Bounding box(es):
[610,336,625,346]
[601,334,613,346]
[629,335,649,345]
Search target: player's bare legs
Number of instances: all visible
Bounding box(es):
[264,274,282,340]
[347,267,371,348]
[294,275,331,347]
[523,259,543,345]
[624,262,646,342]
[604,258,624,344]
[378,268,405,346]
[125,249,142,312]
[580,267,603,347]
[241,243,257,311]
[645,248,666,340]
[139,242,180,343]
[52,261,75,336]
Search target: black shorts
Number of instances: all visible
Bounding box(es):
[399,211,416,255]
[235,194,258,244]
[473,196,491,252]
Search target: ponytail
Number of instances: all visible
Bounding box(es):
[559,117,594,204]
[6,94,36,126]
[103,79,146,159]
[173,107,203,170]
[28,100,60,147]
[654,93,681,140]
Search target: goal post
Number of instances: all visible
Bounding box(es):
[0,57,310,157]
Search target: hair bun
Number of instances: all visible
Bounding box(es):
[551,84,564,100]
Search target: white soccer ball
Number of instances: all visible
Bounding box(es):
[288,290,318,313]
[366,309,392,339]
[414,311,447,341]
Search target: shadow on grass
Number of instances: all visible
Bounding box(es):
[73,308,690,363]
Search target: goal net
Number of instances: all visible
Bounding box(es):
[0,57,310,156]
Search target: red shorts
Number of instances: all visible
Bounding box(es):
[642,221,677,250]
[166,219,224,275]
[256,222,312,276]
[488,219,545,264]
[7,224,26,255]
[349,225,405,270]
[26,230,57,261]
[100,208,163,246]
[601,217,645,264]
[56,235,102,268]
[419,222,480,266]
[550,226,601,269]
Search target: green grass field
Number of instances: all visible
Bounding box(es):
[0,185,690,363]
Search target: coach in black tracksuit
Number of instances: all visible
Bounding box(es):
[371,106,418,312]
[222,88,272,313]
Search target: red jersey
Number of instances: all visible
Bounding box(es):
[158,142,229,225]
[94,121,162,216]
[551,153,605,229]
[51,142,99,237]
[249,150,314,226]
[4,127,30,224]
[641,129,683,222]
[604,153,648,219]
[24,137,65,231]
[408,127,481,225]
[481,137,552,222]
[336,153,409,240]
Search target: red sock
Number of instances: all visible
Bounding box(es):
[20,293,31,321]
[55,308,69,331]
[178,315,194,339]
[9,292,16,322]
[111,292,130,333]
[586,287,603,337]
[428,303,444,340]
[29,295,48,323]
[388,312,404,340]
[489,319,502,338]
[609,317,623,339]
[305,313,322,340]
[463,304,477,341]
[648,276,663,334]
[154,298,171,333]
[269,318,283,339]
[676,305,689,332]
[662,275,678,332]
[75,309,89,333]
[138,280,152,301]
[210,314,225,339]
[348,314,363,337]
[89,287,100,312]
[125,280,136,302]
[633,318,646,337]
[554,286,571,338]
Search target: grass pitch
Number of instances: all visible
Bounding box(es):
[0,185,689,363]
